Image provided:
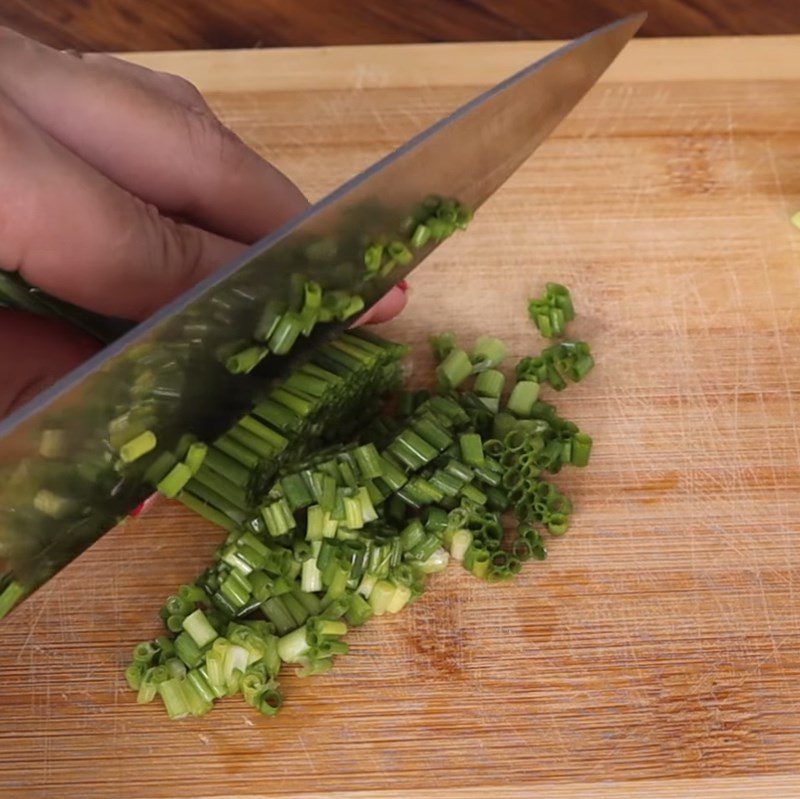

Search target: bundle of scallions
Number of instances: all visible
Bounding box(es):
[122,209,595,719]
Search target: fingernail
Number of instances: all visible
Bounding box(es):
[352,307,374,327]
[130,493,157,518]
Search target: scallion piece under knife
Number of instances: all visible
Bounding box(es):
[226,345,269,374]
[269,312,304,355]
[119,430,157,463]
[0,581,25,620]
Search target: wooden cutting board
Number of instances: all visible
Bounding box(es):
[1,35,799,799]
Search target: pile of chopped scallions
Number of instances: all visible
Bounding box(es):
[117,201,596,721]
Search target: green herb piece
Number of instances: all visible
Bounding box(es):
[436,348,472,389]
[528,283,575,338]
[506,381,541,418]
[470,336,507,373]
[429,332,457,362]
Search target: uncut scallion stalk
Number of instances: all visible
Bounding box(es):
[0,271,131,342]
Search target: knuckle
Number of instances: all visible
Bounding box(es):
[157,71,208,111]
[148,202,204,282]
[169,221,205,282]
[126,200,207,317]
[82,52,123,70]
[184,102,248,171]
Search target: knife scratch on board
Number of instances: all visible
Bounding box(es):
[16,597,50,661]
[296,733,316,773]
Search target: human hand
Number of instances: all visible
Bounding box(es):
[0,28,408,418]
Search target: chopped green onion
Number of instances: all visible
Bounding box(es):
[301,553,323,594]
[254,299,285,342]
[470,336,506,372]
[345,593,373,626]
[226,345,269,374]
[449,529,473,561]
[339,296,365,320]
[280,473,314,510]
[137,665,169,704]
[547,512,569,537]
[436,348,472,389]
[182,609,218,648]
[0,581,25,620]
[119,430,157,463]
[474,369,505,402]
[388,430,438,470]
[157,463,193,499]
[277,626,310,663]
[571,432,593,467]
[262,597,296,635]
[528,283,575,338]
[411,416,452,451]
[182,675,213,716]
[459,433,485,467]
[174,632,204,668]
[269,312,304,355]
[387,584,412,614]
[184,442,208,474]
[364,243,384,273]
[369,580,397,616]
[177,491,240,532]
[418,548,449,573]
[125,661,146,691]
[387,240,413,265]
[506,381,541,418]
[133,640,159,664]
[411,224,431,248]
[429,332,457,362]
[261,498,296,537]
[39,428,68,459]
[32,489,77,519]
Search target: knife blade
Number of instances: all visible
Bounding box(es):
[0,13,644,616]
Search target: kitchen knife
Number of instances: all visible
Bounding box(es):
[0,13,645,618]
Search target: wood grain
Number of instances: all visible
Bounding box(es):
[1,36,800,799]
[0,0,798,51]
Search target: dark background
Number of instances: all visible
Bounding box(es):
[2,0,797,51]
